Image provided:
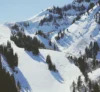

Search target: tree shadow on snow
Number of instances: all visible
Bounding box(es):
[14,67,31,92]
[50,71,64,83]
[26,51,46,63]
[26,51,64,84]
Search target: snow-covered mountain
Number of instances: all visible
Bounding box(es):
[0,24,81,92]
[0,0,100,92]
[6,0,99,51]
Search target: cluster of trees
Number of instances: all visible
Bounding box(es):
[46,55,57,72]
[95,12,100,24]
[35,30,57,50]
[11,22,29,32]
[0,41,18,69]
[43,0,93,26]
[76,5,85,11]
[52,4,77,14]
[36,30,47,38]
[11,22,29,33]
[85,0,90,2]
[72,76,100,92]
[76,0,92,3]
[11,24,24,32]
[39,15,53,26]
[75,57,88,76]
[49,40,52,46]
[55,30,65,40]
[76,0,84,3]
[48,6,62,15]
[85,41,99,59]
[89,3,95,10]
[72,1,99,24]
[0,55,20,92]
[68,41,100,79]
[73,15,81,23]
[62,4,72,11]
[39,13,62,26]
[76,0,98,3]
[87,0,100,14]
[11,32,45,55]
[77,54,99,72]
[95,0,100,24]
[48,3,86,14]
[86,1,100,14]
[11,24,20,31]
[68,56,88,77]
[23,21,29,28]
[48,40,57,50]
[98,0,100,5]
[62,1,86,12]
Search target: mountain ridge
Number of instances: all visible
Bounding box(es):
[0,0,100,92]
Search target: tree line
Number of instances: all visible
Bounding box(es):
[0,41,18,70]
[46,55,57,72]
[0,52,20,92]
[72,75,100,92]
[11,32,45,55]
[68,41,100,78]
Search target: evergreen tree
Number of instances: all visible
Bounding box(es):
[0,59,19,92]
[77,76,82,91]
[72,81,76,92]
[54,44,56,50]
[77,57,88,75]
[89,3,95,9]
[89,80,92,91]
[93,41,99,55]
[84,73,89,82]
[7,41,11,48]
[46,55,57,72]
[98,0,100,5]
[46,55,52,64]
[85,0,90,2]
[14,53,18,67]
[32,46,39,55]
[11,32,45,55]
[93,83,100,92]
[49,40,52,46]
[0,43,18,69]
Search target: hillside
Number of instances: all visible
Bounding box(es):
[0,0,100,92]
[0,24,81,92]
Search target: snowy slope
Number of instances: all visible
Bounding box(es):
[51,5,100,57]
[1,0,100,92]
[0,24,81,92]
[0,24,11,44]
[6,0,100,52]
[15,48,81,92]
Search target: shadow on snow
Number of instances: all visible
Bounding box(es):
[14,67,31,92]
[51,71,64,83]
[26,51,46,63]
[26,51,64,83]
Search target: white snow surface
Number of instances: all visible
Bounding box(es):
[53,5,100,57]
[0,24,81,92]
[0,1,100,92]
